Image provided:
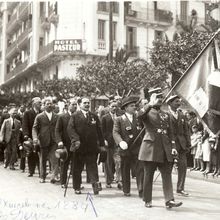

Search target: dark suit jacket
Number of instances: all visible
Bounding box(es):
[32,111,57,148]
[0,118,21,144]
[169,110,191,152]
[67,110,104,154]
[138,105,175,163]
[55,112,71,149]
[101,113,116,148]
[22,109,38,139]
[113,113,142,157]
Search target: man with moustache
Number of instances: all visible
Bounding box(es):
[0,107,22,170]
[166,95,191,196]
[101,100,122,189]
[67,97,105,195]
[22,97,41,177]
[32,97,59,183]
[55,99,78,188]
[138,88,182,208]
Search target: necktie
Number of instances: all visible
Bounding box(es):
[12,119,15,129]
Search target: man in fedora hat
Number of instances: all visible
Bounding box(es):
[22,97,41,177]
[113,96,144,197]
[138,88,182,208]
[55,98,78,188]
[166,95,191,196]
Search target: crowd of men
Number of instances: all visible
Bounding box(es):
[0,87,219,209]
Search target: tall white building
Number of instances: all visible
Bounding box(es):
[0,1,218,92]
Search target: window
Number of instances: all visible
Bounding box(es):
[39,37,44,47]
[97,2,107,12]
[180,1,188,24]
[113,22,117,42]
[155,30,163,41]
[98,20,105,40]
[112,2,119,14]
[126,26,136,49]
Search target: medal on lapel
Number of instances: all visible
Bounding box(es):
[129,134,134,139]
[91,118,96,124]
[126,126,132,131]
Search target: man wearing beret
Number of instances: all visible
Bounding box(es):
[22,97,41,177]
[166,95,191,196]
[67,97,105,195]
[55,99,78,188]
[113,96,144,197]
[138,88,182,208]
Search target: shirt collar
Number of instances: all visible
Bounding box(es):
[81,109,88,116]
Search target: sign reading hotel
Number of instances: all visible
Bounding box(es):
[53,40,82,52]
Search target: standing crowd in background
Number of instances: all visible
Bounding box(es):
[0,88,220,209]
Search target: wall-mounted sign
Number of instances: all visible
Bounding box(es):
[53,40,82,52]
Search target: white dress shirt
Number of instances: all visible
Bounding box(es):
[45,111,53,121]
[125,113,133,123]
[81,109,89,118]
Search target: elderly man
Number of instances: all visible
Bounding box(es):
[113,96,143,197]
[67,97,105,195]
[138,88,182,208]
[0,107,22,170]
[166,95,191,196]
[32,97,59,183]
[55,99,78,188]
[22,97,41,177]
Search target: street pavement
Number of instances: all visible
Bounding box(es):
[0,163,220,220]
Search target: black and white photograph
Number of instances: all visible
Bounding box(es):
[0,0,220,219]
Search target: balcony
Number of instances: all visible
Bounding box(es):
[124,45,139,57]
[18,2,29,21]
[38,41,54,61]
[98,40,106,50]
[17,27,31,49]
[41,17,50,31]
[7,12,22,34]
[6,41,20,59]
[5,60,28,81]
[125,9,173,27]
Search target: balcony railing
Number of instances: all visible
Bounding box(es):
[124,45,139,57]
[7,11,21,33]
[125,9,173,25]
[98,40,106,50]
[6,60,28,80]
[38,41,54,61]
[17,27,31,48]
[18,2,29,20]
[6,41,18,57]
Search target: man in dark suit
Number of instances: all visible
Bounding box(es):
[32,97,59,183]
[67,97,105,195]
[138,88,182,208]
[101,100,122,189]
[55,99,77,188]
[22,97,41,177]
[166,95,191,196]
[113,96,144,197]
[0,107,22,170]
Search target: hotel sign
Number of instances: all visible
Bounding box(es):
[53,39,82,52]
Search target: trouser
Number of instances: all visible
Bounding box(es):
[39,143,59,180]
[177,152,187,191]
[113,150,122,183]
[28,152,39,175]
[72,152,98,190]
[60,149,72,185]
[4,133,17,167]
[20,150,26,171]
[121,154,144,194]
[104,148,114,184]
[143,161,174,203]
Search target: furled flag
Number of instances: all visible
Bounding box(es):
[166,30,220,134]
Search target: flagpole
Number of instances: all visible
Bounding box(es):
[163,28,220,103]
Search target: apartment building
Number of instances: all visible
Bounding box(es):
[0,1,218,93]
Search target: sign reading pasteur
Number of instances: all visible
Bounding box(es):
[53,40,82,52]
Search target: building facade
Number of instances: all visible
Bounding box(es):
[0,1,218,93]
